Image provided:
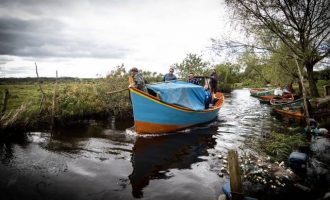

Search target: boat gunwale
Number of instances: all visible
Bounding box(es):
[273,108,305,119]
[270,98,304,107]
[129,87,223,113]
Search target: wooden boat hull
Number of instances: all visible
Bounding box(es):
[259,93,294,104]
[257,95,276,104]
[271,98,304,109]
[129,87,224,134]
[250,89,274,97]
[273,108,305,120]
[270,95,295,105]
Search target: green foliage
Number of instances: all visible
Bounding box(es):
[239,79,265,88]
[237,51,271,84]
[317,80,330,97]
[261,131,308,162]
[173,53,210,79]
[0,80,133,131]
[235,45,308,91]
[214,62,241,84]
[0,64,165,132]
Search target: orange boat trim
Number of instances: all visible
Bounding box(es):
[134,121,188,134]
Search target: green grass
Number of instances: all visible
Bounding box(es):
[317,80,330,97]
[261,131,308,162]
[0,77,133,132]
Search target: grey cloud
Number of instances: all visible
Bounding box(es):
[1,66,31,76]
[0,16,130,59]
[0,0,130,19]
[0,57,14,65]
[0,0,77,15]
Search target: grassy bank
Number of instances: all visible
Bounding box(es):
[0,76,136,133]
[261,131,308,162]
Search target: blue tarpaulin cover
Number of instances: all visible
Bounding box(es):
[146,81,206,111]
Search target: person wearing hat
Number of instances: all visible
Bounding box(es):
[129,67,147,92]
[163,67,177,82]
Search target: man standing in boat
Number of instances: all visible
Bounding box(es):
[163,67,177,82]
[209,69,218,95]
[129,67,147,92]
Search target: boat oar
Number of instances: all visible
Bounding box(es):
[106,88,129,95]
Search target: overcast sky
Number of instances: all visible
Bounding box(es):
[0,0,232,78]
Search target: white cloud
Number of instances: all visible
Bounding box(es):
[0,0,231,78]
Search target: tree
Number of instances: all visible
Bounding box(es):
[214,62,241,84]
[106,64,127,78]
[224,0,330,97]
[237,50,272,84]
[173,53,210,79]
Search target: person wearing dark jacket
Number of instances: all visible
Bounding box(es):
[129,67,147,92]
[163,67,177,82]
[188,72,199,85]
[209,70,218,95]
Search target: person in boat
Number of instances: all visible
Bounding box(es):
[284,82,294,93]
[129,67,147,92]
[204,84,212,109]
[188,72,199,85]
[163,67,177,82]
[274,84,284,96]
[209,69,218,95]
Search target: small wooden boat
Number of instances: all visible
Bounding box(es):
[250,89,274,97]
[271,98,304,109]
[272,98,305,121]
[273,107,305,120]
[270,93,295,105]
[258,93,294,104]
[129,81,224,134]
[257,95,276,104]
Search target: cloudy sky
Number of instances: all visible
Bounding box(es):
[0,0,232,78]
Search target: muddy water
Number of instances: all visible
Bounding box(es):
[0,89,329,200]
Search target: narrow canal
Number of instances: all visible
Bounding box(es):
[0,89,329,200]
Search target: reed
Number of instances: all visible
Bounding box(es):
[0,78,132,133]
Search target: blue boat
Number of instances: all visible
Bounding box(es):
[129,81,224,134]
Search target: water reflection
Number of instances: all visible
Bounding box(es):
[0,135,28,165]
[129,126,217,198]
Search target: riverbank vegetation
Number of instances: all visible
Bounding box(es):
[261,131,308,162]
[0,65,162,133]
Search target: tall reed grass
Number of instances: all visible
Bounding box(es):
[0,67,163,133]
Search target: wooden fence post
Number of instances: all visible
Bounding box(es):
[228,149,244,200]
[1,89,9,115]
